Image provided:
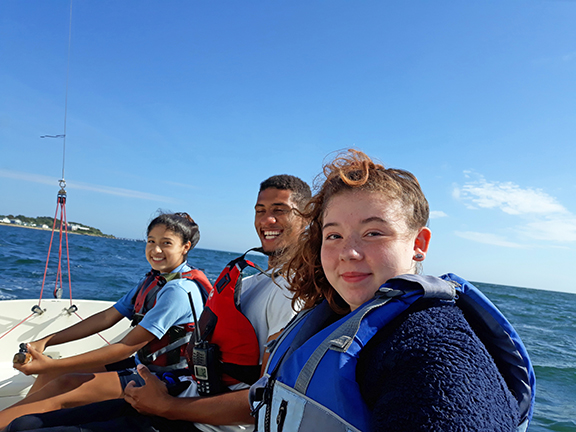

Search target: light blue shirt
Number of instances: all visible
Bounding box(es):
[114,262,205,353]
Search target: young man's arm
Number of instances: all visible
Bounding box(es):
[124,331,281,425]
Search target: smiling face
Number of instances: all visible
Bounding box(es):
[320,190,430,311]
[146,224,191,274]
[254,188,303,266]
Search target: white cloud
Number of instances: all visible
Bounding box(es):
[72,182,175,203]
[454,172,576,244]
[163,180,199,190]
[458,177,566,215]
[520,217,576,243]
[430,210,448,219]
[0,169,56,187]
[451,186,461,200]
[0,169,174,203]
[455,231,524,248]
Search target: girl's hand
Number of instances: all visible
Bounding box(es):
[13,344,56,375]
[28,337,49,354]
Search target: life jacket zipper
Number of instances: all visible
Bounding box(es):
[264,378,274,432]
[276,399,288,432]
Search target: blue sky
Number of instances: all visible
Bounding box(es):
[1,0,575,293]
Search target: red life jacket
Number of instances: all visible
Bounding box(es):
[193,252,265,386]
[132,268,212,371]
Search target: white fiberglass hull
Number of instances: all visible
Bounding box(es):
[0,299,131,409]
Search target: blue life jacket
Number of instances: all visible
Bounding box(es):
[250,274,535,432]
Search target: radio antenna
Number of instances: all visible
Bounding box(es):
[188,291,202,342]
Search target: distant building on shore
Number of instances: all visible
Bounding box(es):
[69,224,90,232]
[0,215,113,238]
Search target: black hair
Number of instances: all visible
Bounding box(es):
[259,174,312,211]
[147,212,200,255]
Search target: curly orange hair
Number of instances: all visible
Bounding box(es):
[284,149,429,313]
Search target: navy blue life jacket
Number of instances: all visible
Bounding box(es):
[251,274,535,432]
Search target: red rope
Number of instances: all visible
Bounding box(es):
[38,200,61,306]
[54,200,64,298]
[74,312,110,345]
[3,187,113,345]
[2,193,69,339]
[0,313,35,340]
[63,202,74,305]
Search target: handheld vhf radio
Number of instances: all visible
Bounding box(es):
[187,292,227,396]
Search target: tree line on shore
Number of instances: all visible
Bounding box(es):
[0,214,113,238]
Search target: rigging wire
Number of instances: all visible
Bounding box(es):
[2,0,110,344]
[40,0,72,181]
[37,0,75,303]
[62,0,73,181]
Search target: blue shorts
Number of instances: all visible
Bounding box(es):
[104,357,145,390]
[116,368,146,389]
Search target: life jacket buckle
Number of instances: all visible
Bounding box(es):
[329,335,353,352]
[131,313,144,327]
[249,375,270,417]
[377,287,405,297]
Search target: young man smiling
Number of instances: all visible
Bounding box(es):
[255,175,310,269]
[5,175,312,432]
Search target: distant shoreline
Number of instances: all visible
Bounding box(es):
[0,222,115,239]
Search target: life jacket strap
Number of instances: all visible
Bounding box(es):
[133,272,164,314]
[293,275,457,394]
[294,295,398,394]
[196,248,263,387]
[152,359,189,371]
[220,362,262,386]
[144,332,193,363]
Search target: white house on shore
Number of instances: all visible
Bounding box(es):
[2,218,93,233]
[69,224,90,232]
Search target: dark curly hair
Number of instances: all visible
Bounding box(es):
[284,149,429,313]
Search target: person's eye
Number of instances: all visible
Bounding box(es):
[324,233,342,241]
[366,231,383,238]
[273,208,288,215]
[255,209,265,214]
[147,240,154,244]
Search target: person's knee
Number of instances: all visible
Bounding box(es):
[50,373,95,394]
[4,414,44,431]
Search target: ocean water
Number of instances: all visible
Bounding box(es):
[0,224,574,431]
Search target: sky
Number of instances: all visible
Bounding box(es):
[1,0,575,294]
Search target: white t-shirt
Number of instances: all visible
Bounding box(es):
[181,270,296,432]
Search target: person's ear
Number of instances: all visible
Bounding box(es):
[413,227,431,261]
[183,241,192,255]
